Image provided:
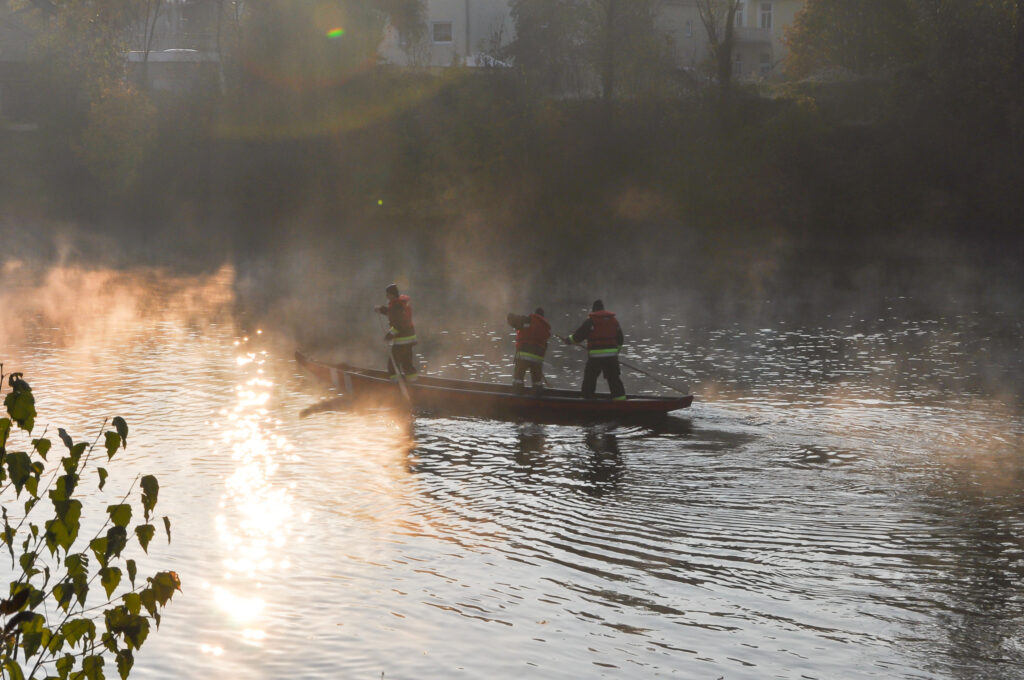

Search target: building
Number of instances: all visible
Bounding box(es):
[124,0,221,93]
[382,0,805,80]
[379,0,515,68]
[659,0,805,79]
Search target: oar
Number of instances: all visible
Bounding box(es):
[560,336,689,396]
[617,357,690,395]
[299,395,350,418]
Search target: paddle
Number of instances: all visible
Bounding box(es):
[299,395,350,418]
[559,336,689,396]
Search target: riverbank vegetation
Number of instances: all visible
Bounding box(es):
[1,0,1021,297]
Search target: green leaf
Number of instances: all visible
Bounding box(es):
[104,431,121,459]
[58,428,74,451]
[6,451,33,496]
[82,654,104,680]
[3,660,26,680]
[105,526,128,560]
[112,417,128,445]
[66,552,89,578]
[107,504,132,529]
[134,524,155,553]
[25,475,39,498]
[139,589,157,618]
[45,499,83,554]
[56,654,75,679]
[20,614,46,658]
[149,571,181,606]
[70,442,87,459]
[122,592,141,616]
[105,606,149,650]
[53,582,74,611]
[126,559,137,587]
[163,516,172,544]
[61,618,96,648]
[140,475,159,520]
[51,474,77,502]
[90,537,109,567]
[100,567,122,599]
[32,437,51,460]
[0,587,30,614]
[0,417,11,447]
[5,388,36,431]
[18,552,38,579]
[115,648,134,680]
[97,467,108,490]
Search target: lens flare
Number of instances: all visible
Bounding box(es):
[327,27,344,38]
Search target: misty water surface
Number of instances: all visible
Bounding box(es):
[2,262,1023,679]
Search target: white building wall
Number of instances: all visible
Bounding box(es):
[381,0,515,68]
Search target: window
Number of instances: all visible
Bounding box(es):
[760,2,772,30]
[685,19,693,38]
[760,52,771,73]
[734,52,743,76]
[734,2,744,28]
[432,21,453,44]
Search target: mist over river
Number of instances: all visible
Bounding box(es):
[2,258,1023,679]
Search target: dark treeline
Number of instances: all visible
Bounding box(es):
[2,0,1022,323]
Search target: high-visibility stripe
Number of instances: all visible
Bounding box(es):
[516,351,544,363]
[392,334,417,345]
[613,395,627,401]
[588,347,620,357]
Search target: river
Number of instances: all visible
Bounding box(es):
[2,262,1023,679]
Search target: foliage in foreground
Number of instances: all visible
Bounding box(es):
[0,367,179,679]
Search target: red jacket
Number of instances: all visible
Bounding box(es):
[512,313,551,361]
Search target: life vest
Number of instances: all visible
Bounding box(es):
[515,313,551,363]
[586,310,620,357]
[388,295,417,345]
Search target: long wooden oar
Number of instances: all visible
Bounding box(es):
[617,357,690,395]
[560,336,689,396]
[299,395,350,418]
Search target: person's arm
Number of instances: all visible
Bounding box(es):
[616,326,624,347]
[566,319,592,344]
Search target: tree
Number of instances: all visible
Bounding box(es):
[0,368,179,679]
[695,0,741,109]
[508,0,589,96]
[509,0,670,99]
[784,0,920,79]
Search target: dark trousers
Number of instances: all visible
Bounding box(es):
[582,357,625,399]
[387,344,418,379]
[513,358,544,391]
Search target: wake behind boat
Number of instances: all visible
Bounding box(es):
[295,351,693,423]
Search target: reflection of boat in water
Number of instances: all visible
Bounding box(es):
[295,352,693,424]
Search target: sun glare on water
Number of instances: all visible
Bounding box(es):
[206,335,300,649]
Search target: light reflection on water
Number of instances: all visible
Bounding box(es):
[2,268,1023,679]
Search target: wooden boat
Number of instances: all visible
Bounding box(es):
[295,351,693,423]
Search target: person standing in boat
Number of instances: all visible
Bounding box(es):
[564,299,626,401]
[506,307,551,393]
[376,284,419,382]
